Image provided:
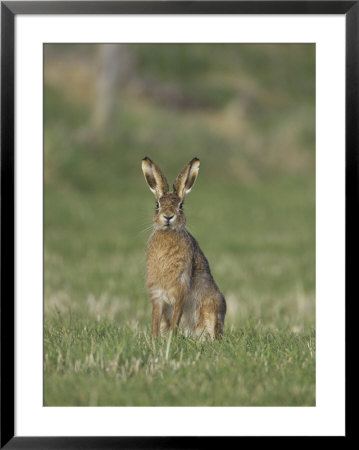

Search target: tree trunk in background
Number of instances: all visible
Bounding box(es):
[92,44,134,141]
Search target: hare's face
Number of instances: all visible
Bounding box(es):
[153,193,186,231]
[142,157,199,231]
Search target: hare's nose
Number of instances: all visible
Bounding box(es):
[164,215,174,221]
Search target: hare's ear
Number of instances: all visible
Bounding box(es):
[142,157,169,199]
[173,158,200,200]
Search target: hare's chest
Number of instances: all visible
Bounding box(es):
[146,231,192,296]
[147,233,190,270]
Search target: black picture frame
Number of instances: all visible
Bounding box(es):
[1,1,354,447]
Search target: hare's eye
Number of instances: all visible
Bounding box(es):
[155,201,159,209]
[179,202,183,209]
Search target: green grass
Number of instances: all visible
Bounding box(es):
[44,322,315,406]
[44,44,315,406]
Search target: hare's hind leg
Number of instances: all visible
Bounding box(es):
[214,294,226,338]
[196,298,215,339]
[214,312,224,338]
[213,294,226,338]
[197,295,226,339]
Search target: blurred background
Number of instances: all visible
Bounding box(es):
[44,43,315,334]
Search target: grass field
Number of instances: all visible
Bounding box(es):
[44,44,315,406]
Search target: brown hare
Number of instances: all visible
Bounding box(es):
[141,157,226,339]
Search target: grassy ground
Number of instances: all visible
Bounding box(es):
[44,324,315,406]
[44,44,315,406]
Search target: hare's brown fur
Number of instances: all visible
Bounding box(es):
[142,157,226,338]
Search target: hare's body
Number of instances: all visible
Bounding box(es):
[142,157,226,338]
[146,230,226,337]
